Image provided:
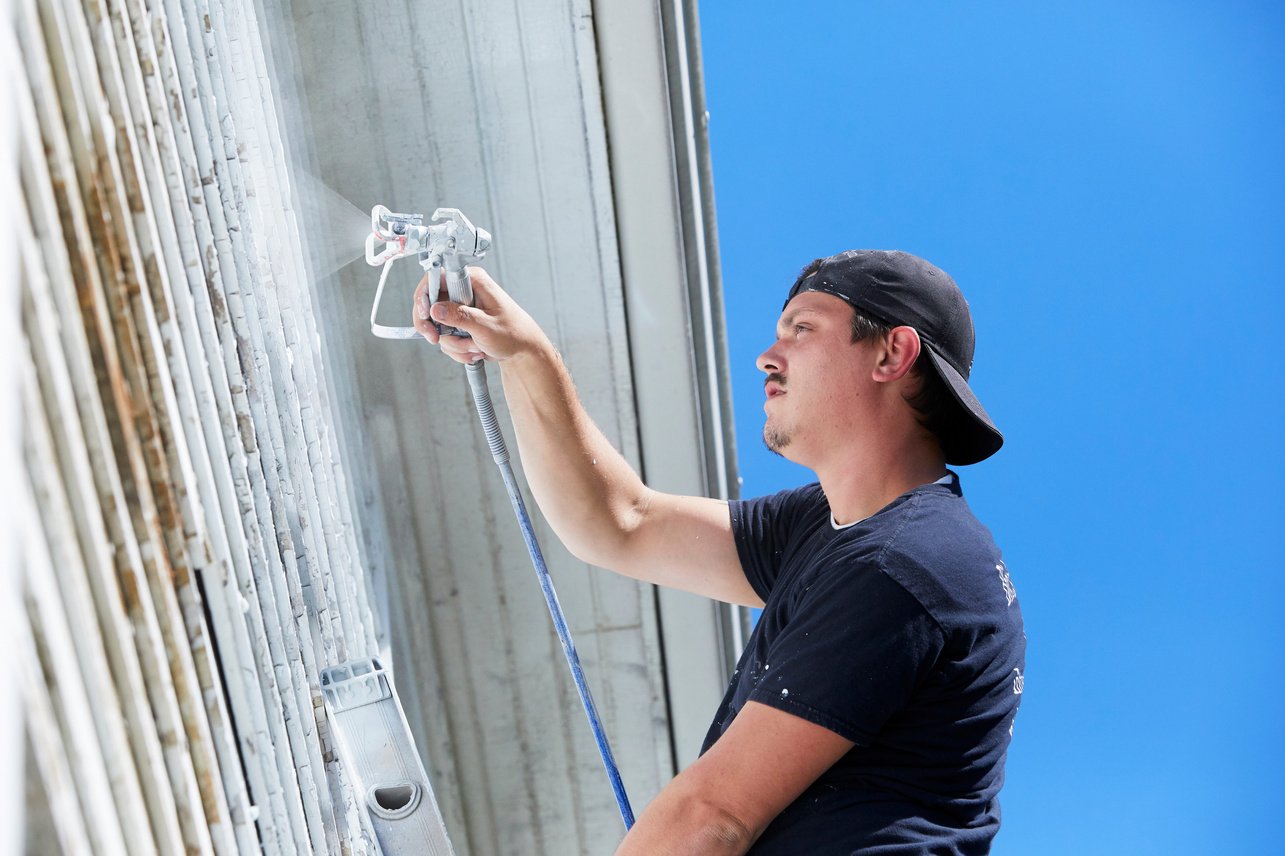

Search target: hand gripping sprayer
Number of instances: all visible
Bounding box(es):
[350,205,635,835]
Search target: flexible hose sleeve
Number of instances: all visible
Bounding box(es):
[466,362,509,464]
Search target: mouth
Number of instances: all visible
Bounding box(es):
[764,374,786,399]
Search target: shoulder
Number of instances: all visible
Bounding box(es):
[872,486,1014,630]
[733,482,826,518]
[729,482,829,548]
[882,487,1000,566]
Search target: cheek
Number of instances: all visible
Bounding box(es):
[820,369,868,414]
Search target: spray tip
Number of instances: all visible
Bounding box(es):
[371,205,424,241]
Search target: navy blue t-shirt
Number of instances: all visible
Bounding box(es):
[703,474,1025,855]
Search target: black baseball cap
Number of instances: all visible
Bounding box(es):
[786,249,1003,465]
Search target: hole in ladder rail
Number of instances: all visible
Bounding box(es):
[369,783,420,819]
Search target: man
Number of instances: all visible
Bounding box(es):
[415,249,1025,855]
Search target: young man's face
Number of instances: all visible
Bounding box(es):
[756,291,880,466]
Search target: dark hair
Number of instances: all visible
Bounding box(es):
[792,257,955,447]
[902,350,955,446]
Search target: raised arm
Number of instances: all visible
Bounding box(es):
[415,268,762,607]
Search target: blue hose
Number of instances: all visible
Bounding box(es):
[465,361,636,829]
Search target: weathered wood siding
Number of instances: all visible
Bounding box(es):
[11,0,391,851]
[6,0,738,854]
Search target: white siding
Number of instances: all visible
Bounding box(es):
[7,0,737,853]
[2,2,26,853]
[12,0,392,850]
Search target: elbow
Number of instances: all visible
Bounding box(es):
[671,794,756,854]
[566,487,653,572]
[621,797,754,856]
[617,768,762,856]
[695,802,755,853]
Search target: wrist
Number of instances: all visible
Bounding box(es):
[501,332,560,370]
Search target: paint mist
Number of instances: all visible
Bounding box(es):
[292,170,372,278]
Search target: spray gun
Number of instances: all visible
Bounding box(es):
[364,205,491,339]
[355,204,636,834]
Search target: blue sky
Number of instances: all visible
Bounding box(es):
[699,2,1285,853]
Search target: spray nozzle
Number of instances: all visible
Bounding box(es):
[372,205,423,238]
[366,205,426,264]
[364,204,492,339]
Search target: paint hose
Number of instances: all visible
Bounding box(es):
[465,360,635,830]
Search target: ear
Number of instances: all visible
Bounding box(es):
[871,326,922,384]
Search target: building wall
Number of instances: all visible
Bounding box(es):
[11,0,387,851]
[7,0,736,853]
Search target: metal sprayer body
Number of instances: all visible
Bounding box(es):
[364,205,491,339]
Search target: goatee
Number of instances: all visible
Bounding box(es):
[763,425,790,457]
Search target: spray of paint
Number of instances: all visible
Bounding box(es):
[290,169,372,279]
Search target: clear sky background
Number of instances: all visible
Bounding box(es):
[699,3,1284,853]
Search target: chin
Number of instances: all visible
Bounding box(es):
[762,427,792,458]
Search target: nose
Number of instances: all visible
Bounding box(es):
[756,340,782,375]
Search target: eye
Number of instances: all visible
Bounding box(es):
[793,324,811,335]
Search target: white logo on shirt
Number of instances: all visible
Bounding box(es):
[997,561,1017,607]
[1008,668,1024,736]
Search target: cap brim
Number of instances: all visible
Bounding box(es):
[923,348,1004,465]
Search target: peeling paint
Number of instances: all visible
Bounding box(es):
[15,0,392,851]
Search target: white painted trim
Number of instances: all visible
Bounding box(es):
[593,0,743,767]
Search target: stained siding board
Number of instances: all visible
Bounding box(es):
[21,350,135,856]
[12,0,734,853]
[65,1,247,848]
[15,0,412,849]
[21,179,163,856]
[153,4,325,843]
[17,6,208,849]
[0,2,23,846]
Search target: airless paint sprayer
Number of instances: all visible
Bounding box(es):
[321,206,634,850]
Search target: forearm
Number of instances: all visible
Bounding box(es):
[614,775,753,856]
[496,341,650,572]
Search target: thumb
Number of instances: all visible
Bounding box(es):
[429,300,483,332]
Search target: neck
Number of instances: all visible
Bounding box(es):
[815,436,947,526]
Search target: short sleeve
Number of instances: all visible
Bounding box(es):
[730,484,824,601]
[748,566,944,745]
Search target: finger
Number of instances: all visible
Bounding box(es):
[440,350,476,366]
[437,328,479,355]
[412,271,441,343]
[439,340,488,365]
[437,329,473,350]
[436,340,471,364]
[414,296,441,344]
